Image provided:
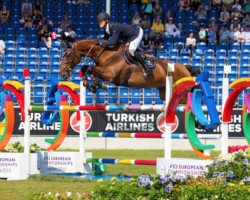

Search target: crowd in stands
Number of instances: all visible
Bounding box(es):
[129,0,250,55]
[0,0,249,60]
[0,0,87,53]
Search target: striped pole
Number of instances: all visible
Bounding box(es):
[86,158,156,165]
[86,132,221,139]
[29,105,167,111]
[29,105,222,112]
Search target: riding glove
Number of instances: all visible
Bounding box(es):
[96,42,107,48]
[101,43,107,48]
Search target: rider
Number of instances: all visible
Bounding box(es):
[96,12,152,77]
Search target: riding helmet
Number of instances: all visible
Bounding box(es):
[97,12,110,21]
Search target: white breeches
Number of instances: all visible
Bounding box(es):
[128,27,143,56]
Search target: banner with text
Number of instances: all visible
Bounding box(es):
[8,108,245,138]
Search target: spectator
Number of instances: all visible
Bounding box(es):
[240,24,250,42]
[242,19,250,30]
[165,11,173,22]
[37,17,46,31]
[222,0,234,10]
[38,25,52,48]
[198,25,208,43]
[230,7,243,20]
[141,0,153,20]
[243,13,250,24]
[33,10,43,27]
[178,0,190,11]
[153,2,163,16]
[190,0,201,11]
[152,32,163,53]
[22,0,33,17]
[33,0,43,16]
[209,17,218,31]
[185,32,196,55]
[20,13,33,28]
[0,5,9,23]
[232,0,242,13]
[132,12,141,26]
[243,0,250,14]
[60,24,78,49]
[153,14,162,22]
[219,6,230,23]
[230,27,241,42]
[164,18,181,37]
[140,14,151,29]
[58,15,71,33]
[207,26,217,43]
[230,17,241,30]
[212,0,222,9]
[150,18,164,37]
[141,32,152,50]
[219,24,230,42]
[194,5,207,20]
[0,39,5,62]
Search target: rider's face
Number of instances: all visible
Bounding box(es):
[99,20,106,28]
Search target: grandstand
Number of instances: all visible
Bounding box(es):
[0,0,249,106]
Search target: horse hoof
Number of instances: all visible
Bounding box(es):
[89,85,97,93]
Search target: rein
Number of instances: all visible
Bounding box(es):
[77,39,105,64]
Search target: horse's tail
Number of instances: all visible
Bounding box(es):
[185,65,201,77]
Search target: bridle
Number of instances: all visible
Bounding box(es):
[60,49,76,76]
[60,39,105,76]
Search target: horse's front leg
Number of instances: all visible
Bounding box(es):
[81,66,97,93]
[87,67,107,91]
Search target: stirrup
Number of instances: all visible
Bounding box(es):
[143,68,152,78]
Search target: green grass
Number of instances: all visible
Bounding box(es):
[0,150,220,200]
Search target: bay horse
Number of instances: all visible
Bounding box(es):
[60,39,199,101]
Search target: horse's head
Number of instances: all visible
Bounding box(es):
[60,48,79,80]
[60,39,99,79]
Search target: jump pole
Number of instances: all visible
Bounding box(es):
[106,0,110,15]
[164,63,174,159]
[80,77,86,153]
[24,69,31,178]
[221,65,231,154]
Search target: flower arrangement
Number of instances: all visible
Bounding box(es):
[206,148,250,183]
[3,142,44,153]
[92,173,250,200]
[3,141,23,153]
[228,145,250,153]
[31,191,93,200]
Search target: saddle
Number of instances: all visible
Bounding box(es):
[123,49,157,69]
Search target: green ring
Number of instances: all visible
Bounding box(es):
[185,110,215,151]
[243,111,250,144]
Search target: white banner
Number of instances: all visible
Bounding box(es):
[157,158,212,177]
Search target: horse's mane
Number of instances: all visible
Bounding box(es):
[75,38,126,52]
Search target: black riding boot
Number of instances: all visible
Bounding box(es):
[134,51,152,77]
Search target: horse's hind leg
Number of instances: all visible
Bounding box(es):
[157,87,188,104]
[158,87,166,101]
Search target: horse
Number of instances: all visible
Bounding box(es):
[60,38,200,101]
